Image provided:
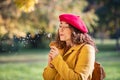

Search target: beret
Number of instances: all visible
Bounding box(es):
[59,13,88,33]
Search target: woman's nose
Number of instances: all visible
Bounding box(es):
[59,28,64,32]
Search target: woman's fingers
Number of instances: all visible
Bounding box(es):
[49,46,59,59]
[49,53,53,57]
[50,46,58,54]
[50,46,58,50]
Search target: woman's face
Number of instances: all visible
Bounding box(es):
[58,21,72,42]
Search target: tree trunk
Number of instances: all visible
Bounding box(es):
[114,17,120,51]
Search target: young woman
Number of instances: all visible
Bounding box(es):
[43,13,97,80]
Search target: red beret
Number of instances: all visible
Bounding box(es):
[59,13,88,33]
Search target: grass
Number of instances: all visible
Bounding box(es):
[0,39,120,80]
[0,49,48,80]
[0,63,46,80]
[95,39,120,80]
[96,51,120,80]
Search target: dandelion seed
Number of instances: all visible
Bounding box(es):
[24,45,26,47]
[12,44,14,47]
[47,33,51,38]
[22,38,25,41]
[26,37,29,39]
[9,51,11,53]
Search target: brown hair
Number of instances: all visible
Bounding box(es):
[55,24,98,52]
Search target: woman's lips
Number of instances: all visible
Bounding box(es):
[60,34,64,36]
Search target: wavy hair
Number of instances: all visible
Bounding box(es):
[55,24,98,52]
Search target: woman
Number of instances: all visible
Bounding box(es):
[43,13,97,80]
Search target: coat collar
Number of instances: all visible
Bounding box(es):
[63,43,85,57]
[49,41,85,57]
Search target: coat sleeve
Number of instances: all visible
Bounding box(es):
[51,44,95,80]
[43,66,57,80]
[43,41,58,80]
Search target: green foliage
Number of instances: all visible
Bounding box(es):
[0,0,98,38]
[14,0,38,12]
[95,0,120,38]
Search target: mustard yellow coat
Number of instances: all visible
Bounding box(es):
[43,42,95,80]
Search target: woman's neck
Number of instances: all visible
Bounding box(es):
[66,40,74,47]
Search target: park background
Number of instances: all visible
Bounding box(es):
[0,0,120,80]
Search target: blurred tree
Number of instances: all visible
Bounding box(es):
[0,0,98,38]
[43,0,99,33]
[0,0,25,38]
[88,0,120,50]
[0,0,100,51]
[14,0,38,12]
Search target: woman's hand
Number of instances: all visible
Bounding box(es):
[49,46,59,59]
[48,46,59,68]
[48,54,54,68]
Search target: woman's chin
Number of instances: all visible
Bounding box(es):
[60,39,65,41]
